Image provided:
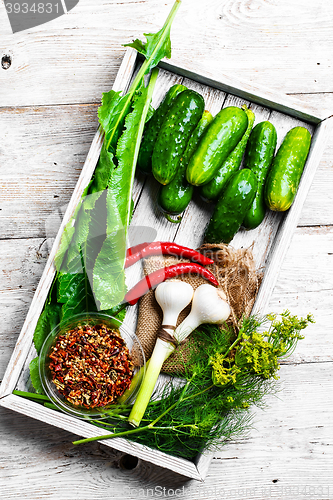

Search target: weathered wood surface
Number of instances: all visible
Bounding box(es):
[1,0,333,497]
[0,363,332,498]
[1,0,333,105]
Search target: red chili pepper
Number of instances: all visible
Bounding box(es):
[124,262,218,305]
[125,241,214,268]
[126,242,149,258]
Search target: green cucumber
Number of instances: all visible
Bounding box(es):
[204,169,257,244]
[186,106,249,186]
[242,121,277,229]
[137,84,187,174]
[152,89,205,185]
[264,126,311,211]
[200,106,255,202]
[158,110,213,216]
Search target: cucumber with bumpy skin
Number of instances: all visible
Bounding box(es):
[186,106,249,186]
[137,84,187,175]
[204,169,258,244]
[158,110,213,216]
[200,106,255,202]
[264,126,311,211]
[242,121,277,229]
[152,89,205,185]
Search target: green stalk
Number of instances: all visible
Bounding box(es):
[124,66,159,229]
[221,330,243,360]
[128,338,175,427]
[44,402,59,411]
[13,390,50,401]
[105,0,181,152]
[73,381,213,446]
[117,362,147,404]
[73,425,146,445]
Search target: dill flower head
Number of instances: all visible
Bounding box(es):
[210,310,314,388]
[236,332,280,379]
[210,353,241,386]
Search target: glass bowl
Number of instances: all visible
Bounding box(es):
[39,312,145,419]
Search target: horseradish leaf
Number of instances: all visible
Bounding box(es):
[93,69,159,309]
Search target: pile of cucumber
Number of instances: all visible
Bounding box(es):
[137,84,311,244]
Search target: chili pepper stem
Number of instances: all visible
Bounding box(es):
[128,338,175,427]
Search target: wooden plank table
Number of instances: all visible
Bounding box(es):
[1,0,332,497]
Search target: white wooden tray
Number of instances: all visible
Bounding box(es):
[0,48,332,481]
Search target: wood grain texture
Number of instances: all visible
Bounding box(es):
[0,393,203,481]
[1,0,333,495]
[0,103,99,239]
[0,363,332,498]
[1,0,333,106]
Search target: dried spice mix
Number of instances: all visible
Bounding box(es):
[49,323,134,408]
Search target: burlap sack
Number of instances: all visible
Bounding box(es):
[134,243,262,374]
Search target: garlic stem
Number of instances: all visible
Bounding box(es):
[128,281,194,427]
[128,338,174,427]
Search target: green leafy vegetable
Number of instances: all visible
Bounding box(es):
[124,4,175,74]
[58,271,97,322]
[54,180,95,271]
[33,303,62,354]
[53,2,180,312]
[102,305,127,323]
[29,1,181,397]
[91,189,126,310]
[59,190,104,274]
[145,104,155,123]
[111,85,154,228]
[29,357,45,395]
[57,190,112,318]
[100,0,180,154]
[89,143,116,194]
[93,68,159,309]
[97,90,125,152]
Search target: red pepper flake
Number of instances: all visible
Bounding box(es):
[48,323,134,409]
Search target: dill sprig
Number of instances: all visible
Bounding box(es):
[70,311,314,459]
